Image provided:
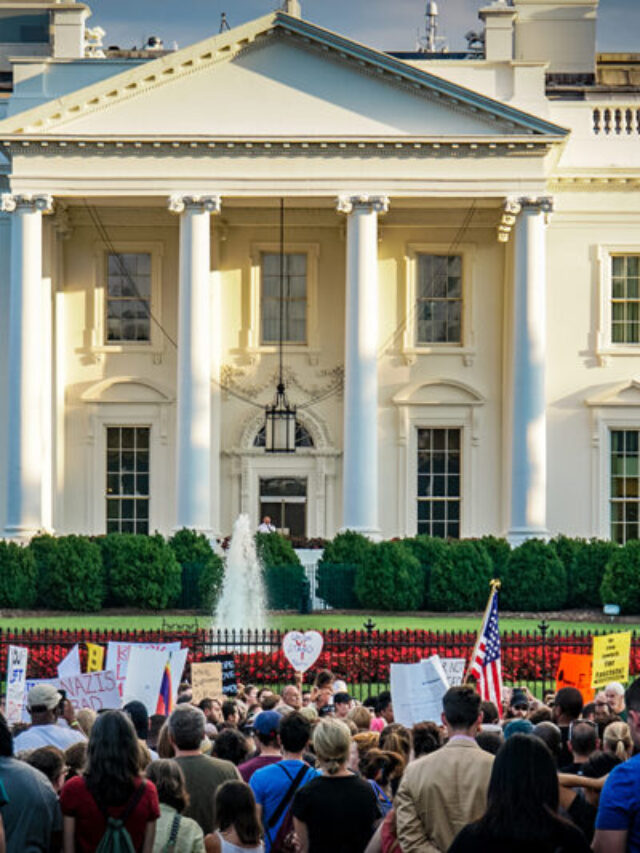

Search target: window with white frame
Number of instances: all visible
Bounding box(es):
[261,252,307,345]
[106,427,150,534]
[611,255,640,345]
[106,253,152,344]
[417,427,461,538]
[416,254,462,345]
[610,428,640,543]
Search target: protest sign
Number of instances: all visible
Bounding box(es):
[203,654,237,695]
[122,647,170,715]
[439,658,466,687]
[390,655,449,727]
[106,641,180,696]
[5,646,28,724]
[57,670,120,712]
[57,644,81,679]
[191,662,224,704]
[86,643,105,673]
[283,631,323,673]
[556,653,594,705]
[592,631,632,689]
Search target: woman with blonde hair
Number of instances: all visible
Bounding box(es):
[292,719,380,853]
[348,705,373,733]
[602,721,633,761]
[349,731,380,773]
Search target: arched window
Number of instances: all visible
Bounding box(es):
[254,421,314,448]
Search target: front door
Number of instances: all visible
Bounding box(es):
[259,476,307,537]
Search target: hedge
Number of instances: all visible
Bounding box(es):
[355,541,422,611]
[169,528,224,612]
[428,540,493,611]
[0,541,38,608]
[501,539,567,611]
[401,536,449,608]
[98,533,182,609]
[31,534,104,612]
[601,540,640,614]
[317,531,374,609]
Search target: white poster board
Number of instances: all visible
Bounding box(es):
[58,670,121,712]
[122,647,169,715]
[390,655,450,727]
[5,646,28,724]
[106,641,180,697]
[57,644,81,679]
[439,658,466,688]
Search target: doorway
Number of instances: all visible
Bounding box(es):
[259,476,307,537]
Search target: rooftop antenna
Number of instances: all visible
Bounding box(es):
[417,1,448,54]
[219,12,230,32]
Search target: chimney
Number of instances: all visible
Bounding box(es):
[479,1,516,62]
[281,0,301,17]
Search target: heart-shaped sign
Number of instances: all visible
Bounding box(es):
[282,631,323,673]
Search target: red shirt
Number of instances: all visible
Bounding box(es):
[60,775,160,852]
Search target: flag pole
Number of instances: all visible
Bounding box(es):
[464,578,501,685]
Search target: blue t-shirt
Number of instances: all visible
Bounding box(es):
[596,753,640,851]
[250,759,319,853]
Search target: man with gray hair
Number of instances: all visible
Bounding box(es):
[605,682,626,719]
[169,704,239,834]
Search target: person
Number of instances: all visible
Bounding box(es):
[602,720,633,761]
[532,720,563,766]
[605,683,627,720]
[222,701,240,727]
[379,724,411,766]
[375,692,394,727]
[395,685,494,853]
[360,749,405,817]
[65,741,87,781]
[14,684,86,751]
[25,745,68,794]
[595,692,612,724]
[552,687,584,768]
[348,705,373,733]
[238,711,282,783]
[199,698,223,730]
[250,712,318,853]
[292,718,380,853]
[276,685,302,715]
[507,687,529,719]
[411,722,442,759]
[60,709,160,852]
[145,759,205,853]
[333,692,352,720]
[169,705,239,835]
[560,719,599,773]
[212,729,251,767]
[0,713,62,852]
[257,516,276,534]
[204,780,264,852]
[448,733,591,853]
[594,677,640,852]
[125,700,159,762]
[559,751,622,844]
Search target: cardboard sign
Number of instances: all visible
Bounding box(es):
[592,631,632,689]
[122,647,169,715]
[283,631,323,673]
[203,654,237,695]
[58,670,121,712]
[439,658,466,687]
[86,643,105,673]
[191,662,224,704]
[556,653,594,705]
[106,641,180,696]
[390,655,449,727]
[57,644,81,679]
[5,646,28,724]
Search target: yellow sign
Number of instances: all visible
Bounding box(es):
[86,643,105,673]
[591,631,632,689]
[191,662,223,705]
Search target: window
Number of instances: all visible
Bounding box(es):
[611,255,640,344]
[106,253,152,343]
[416,254,462,345]
[106,427,150,534]
[253,422,314,449]
[610,429,640,543]
[261,253,307,344]
[417,428,461,538]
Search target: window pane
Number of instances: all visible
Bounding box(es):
[610,256,640,345]
[106,253,152,344]
[261,252,307,345]
[416,428,461,539]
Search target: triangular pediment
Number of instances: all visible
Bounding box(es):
[0,13,567,141]
[586,379,640,408]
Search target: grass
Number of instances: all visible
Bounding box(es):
[0,611,638,634]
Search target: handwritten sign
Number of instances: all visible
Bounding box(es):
[191,662,224,704]
[203,654,237,695]
[106,641,180,696]
[556,653,594,705]
[390,655,449,727]
[283,631,323,673]
[592,631,632,689]
[58,670,120,712]
[86,643,105,673]
[439,658,466,687]
[5,646,28,724]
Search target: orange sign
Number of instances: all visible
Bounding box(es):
[556,652,594,705]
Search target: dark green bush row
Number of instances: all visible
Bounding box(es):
[317,532,634,613]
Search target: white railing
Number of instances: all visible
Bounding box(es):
[294,548,331,611]
[592,107,640,136]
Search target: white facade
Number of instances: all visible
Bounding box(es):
[0,0,639,544]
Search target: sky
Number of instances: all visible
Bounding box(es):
[86,0,640,55]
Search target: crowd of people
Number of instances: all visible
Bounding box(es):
[1,668,640,852]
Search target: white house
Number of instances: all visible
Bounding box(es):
[0,0,638,545]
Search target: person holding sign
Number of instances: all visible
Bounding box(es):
[14,684,86,752]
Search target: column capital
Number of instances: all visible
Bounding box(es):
[337,194,390,215]
[168,194,222,215]
[0,193,53,214]
[518,195,554,214]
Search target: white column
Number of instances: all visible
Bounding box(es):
[1,193,53,540]
[507,196,553,546]
[337,194,389,539]
[169,194,221,534]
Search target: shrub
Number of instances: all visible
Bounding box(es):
[0,541,37,608]
[264,563,309,611]
[99,533,181,609]
[355,541,422,611]
[256,533,301,569]
[475,536,511,579]
[31,535,104,612]
[401,536,449,608]
[501,539,567,611]
[428,540,493,611]
[169,528,224,612]
[569,539,618,608]
[317,531,374,610]
[601,540,640,614]
[320,530,374,567]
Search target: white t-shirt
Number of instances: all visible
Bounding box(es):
[14,723,86,752]
[257,523,276,533]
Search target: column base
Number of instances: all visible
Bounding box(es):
[338,525,382,543]
[506,527,549,548]
[2,524,45,543]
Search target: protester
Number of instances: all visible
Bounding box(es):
[65,741,88,781]
[169,705,239,835]
[349,731,380,773]
[145,759,205,852]
[250,711,318,852]
[348,705,373,733]
[0,713,62,852]
[238,711,282,783]
[204,780,264,853]
[75,708,96,738]
[559,751,622,843]
[375,692,394,727]
[360,749,405,816]
[395,685,494,852]
[333,692,352,720]
[448,733,591,852]
[14,684,86,751]
[507,687,530,719]
[560,719,599,773]
[532,721,563,766]
[602,720,633,761]
[604,682,627,719]
[378,724,411,766]
[60,709,160,852]
[222,701,240,727]
[213,729,251,767]
[276,685,302,715]
[292,718,380,853]
[25,745,67,794]
[411,721,442,759]
[594,691,611,723]
[552,687,584,768]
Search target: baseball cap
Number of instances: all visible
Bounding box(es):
[510,688,528,708]
[27,683,62,711]
[253,711,281,736]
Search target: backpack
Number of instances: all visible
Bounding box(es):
[91,781,147,853]
[268,764,309,853]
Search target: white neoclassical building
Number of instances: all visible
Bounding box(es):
[0,0,639,545]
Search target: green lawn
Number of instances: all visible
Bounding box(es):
[0,611,638,634]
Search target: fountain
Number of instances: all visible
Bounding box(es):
[214,513,267,631]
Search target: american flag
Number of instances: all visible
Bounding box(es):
[468,587,503,712]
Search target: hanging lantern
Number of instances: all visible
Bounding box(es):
[265,382,297,453]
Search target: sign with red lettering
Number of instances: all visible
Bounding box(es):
[57,670,120,712]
